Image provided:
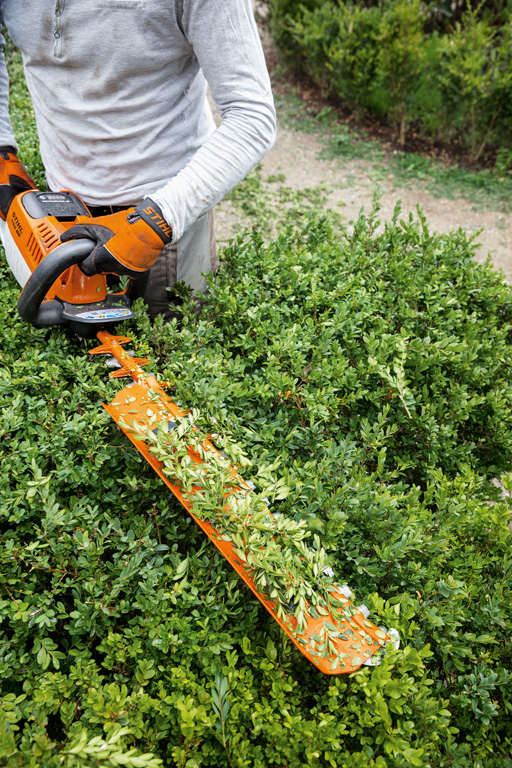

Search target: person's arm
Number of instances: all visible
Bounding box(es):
[60,0,276,279]
[151,0,276,242]
[0,22,36,221]
[0,22,18,151]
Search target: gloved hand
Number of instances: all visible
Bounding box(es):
[0,147,37,220]
[60,198,173,277]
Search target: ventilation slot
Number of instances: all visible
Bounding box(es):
[35,223,60,255]
[27,233,43,266]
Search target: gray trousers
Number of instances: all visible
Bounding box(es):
[144,210,218,321]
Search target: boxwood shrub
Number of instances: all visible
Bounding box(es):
[0,204,511,766]
[268,0,512,160]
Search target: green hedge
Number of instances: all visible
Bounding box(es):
[267,0,512,162]
[1,208,512,766]
[2,31,512,768]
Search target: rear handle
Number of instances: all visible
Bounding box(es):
[17,239,94,326]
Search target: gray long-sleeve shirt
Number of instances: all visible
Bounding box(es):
[0,0,276,241]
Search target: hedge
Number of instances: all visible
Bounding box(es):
[267,0,512,162]
[1,29,512,768]
[1,205,512,766]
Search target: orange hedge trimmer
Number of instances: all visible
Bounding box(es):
[1,188,398,674]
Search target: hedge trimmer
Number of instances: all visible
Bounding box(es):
[1,188,398,674]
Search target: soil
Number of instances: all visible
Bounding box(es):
[214,8,512,281]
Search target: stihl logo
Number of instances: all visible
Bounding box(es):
[11,211,23,238]
[142,206,173,239]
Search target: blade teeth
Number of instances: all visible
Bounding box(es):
[109,367,134,379]
[89,335,132,355]
[89,345,112,356]
[129,358,150,367]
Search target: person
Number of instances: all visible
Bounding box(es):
[0,0,276,320]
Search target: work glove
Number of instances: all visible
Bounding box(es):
[0,147,37,220]
[60,198,173,277]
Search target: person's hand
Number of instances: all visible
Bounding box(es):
[60,199,173,277]
[0,147,37,220]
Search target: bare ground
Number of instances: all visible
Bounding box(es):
[215,120,512,279]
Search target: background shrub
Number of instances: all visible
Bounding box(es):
[300,2,386,113]
[267,0,512,160]
[268,0,327,65]
[437,5,512,160]
[376,0,426,144]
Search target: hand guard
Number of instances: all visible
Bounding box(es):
[60,198,173,277]
[0,147,37,220]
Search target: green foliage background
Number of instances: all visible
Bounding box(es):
[267,0,512,162]
[1,33,512,768]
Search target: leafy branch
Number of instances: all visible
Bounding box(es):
[122,411,366,665]
[61,727,162,767]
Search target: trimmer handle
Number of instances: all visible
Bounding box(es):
[17,238,149,328]
[17,239,94,326]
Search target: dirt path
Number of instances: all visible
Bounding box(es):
[216,123,512,277]
[214,13,512,281]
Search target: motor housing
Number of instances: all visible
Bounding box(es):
[2,190,145,337]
